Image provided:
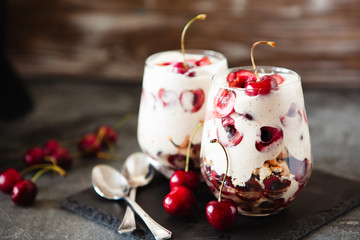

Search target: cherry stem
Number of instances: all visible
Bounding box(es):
[114,113,132,130]
[20,163,56,176]
[31,165,66,183]
[181,14,207,69]
[251,41,276,82]
[210,139,229,202]
[185,121,204,172]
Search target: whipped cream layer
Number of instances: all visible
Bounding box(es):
[137,50,228,170]
[202,69,311,185]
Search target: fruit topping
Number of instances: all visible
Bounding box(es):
[271,74,284,85]
[195,56,211,66]
[158,88,178,107]
[255,126,283,152]
[23,147,45,166]
[227,70,257,88]
[163,186,197,217]
[180,89,205,113]
[0,168,22,194]
[180,14,207,69]
[245,75,278,97]
[214,89,236,118]
[217,116,243,147]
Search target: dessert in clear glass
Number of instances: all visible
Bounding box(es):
[137,49,228,178]
[200,65,312,216]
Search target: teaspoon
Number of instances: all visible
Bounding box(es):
[118,152,155,233]
[91,164,172,240]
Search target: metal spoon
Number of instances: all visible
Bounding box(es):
[91,164,172,240]
[118,152,155,233]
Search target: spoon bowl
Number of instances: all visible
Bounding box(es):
[91,164,172,240]
[122,152,155,188]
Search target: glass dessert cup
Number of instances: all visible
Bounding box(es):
[137,49,228,178]
[201,66,312,216]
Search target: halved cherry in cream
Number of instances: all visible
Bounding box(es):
[245,75,278,97]
[235,178,263,202]
[195,56,211,66]
[227,70,257,88]
[158,88,178,107]
[214,88,236,118]
[255,126,283,152]
[180,89,205,113]
[263,176,291,199]
[217,116,243,147]
[271,74,284,85]
[280,103,303,129]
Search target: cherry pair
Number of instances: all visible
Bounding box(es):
[226,41,285,97]
[0,165,65,206]
[77,125,117,156]
[24,139,72,170]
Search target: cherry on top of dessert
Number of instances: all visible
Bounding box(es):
[225,41,285,96]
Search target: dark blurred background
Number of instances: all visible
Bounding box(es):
[5,0,360,86]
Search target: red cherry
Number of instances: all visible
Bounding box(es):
[205,199,237,231]
[172,62,194,74]
[179,89,205,113]
[227,70,257,88]
[23,147,45,166]
[77,133,101,156]
[97,125,117,145]
[11,180,38,206]
[0,168,22,194]
[255,126,283,152]
[163,186,197,217]
[271,74,284,85]
[195,56,211,66]
[217,116,243,147]
[214,89,236,118]
[169,170,200,192]
[245,75,278,96]
[51,147,73,170]
[42,139,60,155]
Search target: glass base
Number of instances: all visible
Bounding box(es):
[146,156,175,179]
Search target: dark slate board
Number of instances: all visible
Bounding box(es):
[61,170,360,240]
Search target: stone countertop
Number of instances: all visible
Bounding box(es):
[0,79,359,239]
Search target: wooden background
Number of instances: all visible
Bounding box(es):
[5,0,360,87]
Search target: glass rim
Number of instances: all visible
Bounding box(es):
[145,49,227,67]
[211,66,301,90]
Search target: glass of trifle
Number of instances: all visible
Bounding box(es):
[137,15,228,178]
[200,41,312,216]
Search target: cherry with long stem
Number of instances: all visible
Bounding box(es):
[181,14,207,69]
[205,139,238,231]
[250,41,276,82]
[169,121,203,191]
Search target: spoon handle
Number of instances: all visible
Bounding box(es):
[124,196,172,240]
[118,188,137,233]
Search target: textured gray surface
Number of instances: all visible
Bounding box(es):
[0,80,359,239]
